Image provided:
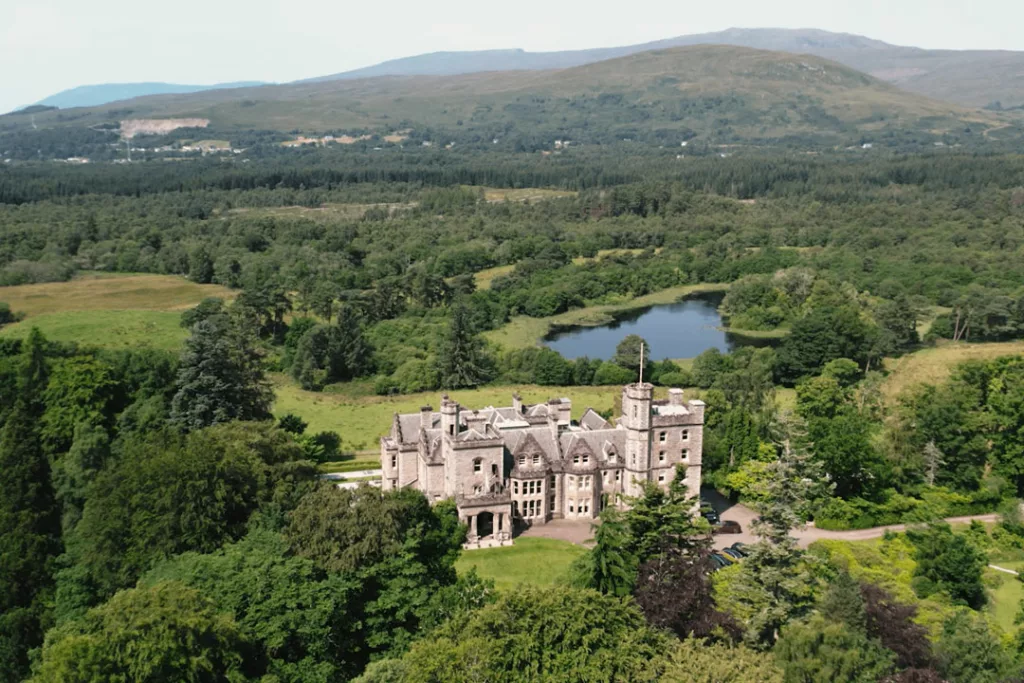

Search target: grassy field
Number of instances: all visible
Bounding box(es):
[455,537,585,591]
[0,273,235,351]
[480,187,576,203]
[472,265,515,291]
[985,562,1024,633]
[0,273,234,317]
[484,283,729,351]
[881,340,1024,403]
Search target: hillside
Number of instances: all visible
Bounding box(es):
[31,81,268,110]
[4,46,1008,150]
[310,28,1024,109]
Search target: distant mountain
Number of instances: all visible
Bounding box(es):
[307,28,1024,108]
[34,82,268,110]
[14,46,1009,149]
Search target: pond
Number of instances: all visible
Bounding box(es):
[542,292,772,361]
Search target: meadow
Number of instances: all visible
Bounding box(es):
[0,274,235,351]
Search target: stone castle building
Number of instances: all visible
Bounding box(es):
[380,382,706,548]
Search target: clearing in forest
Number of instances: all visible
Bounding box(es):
[881,340,1024,403]
[0,273,235,351]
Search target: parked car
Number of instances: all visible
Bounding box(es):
[701,508,721,526]
[721,548,744,562]
[729,542,749,557]
[713,520,742,535]
[709,553,730,570]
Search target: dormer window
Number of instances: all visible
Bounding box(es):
[582,455,589,465]
[518,455,526,467]
[573,454,580,465]
[473,459,482,473]
[532,454,540,466]
[608,451,617,463]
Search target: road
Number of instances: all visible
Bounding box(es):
[704,489,1000,550]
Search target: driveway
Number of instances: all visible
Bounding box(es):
[703,488,1001,549]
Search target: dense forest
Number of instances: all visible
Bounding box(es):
[4,145,1024,681]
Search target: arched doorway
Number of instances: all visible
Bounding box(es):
[477,511,494,538]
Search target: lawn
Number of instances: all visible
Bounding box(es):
[480,187,576,203]
[484,283,730,351]
[985,564,1024,633]
[472,265,515,290]
[0,273,235,351]
[881,340,1024,404]
[455,537,585,591]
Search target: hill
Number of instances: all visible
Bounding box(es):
[310,28,1024,109]
[31,81,268,110]
[5,46,1008,150]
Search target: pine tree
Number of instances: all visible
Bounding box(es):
[731,432,830,648]
[0,330,61,682]
[437,302,490,389]
[170,317,273,431]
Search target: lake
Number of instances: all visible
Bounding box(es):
[542,292,770,360]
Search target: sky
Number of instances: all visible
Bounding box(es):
[3,0,1024,114]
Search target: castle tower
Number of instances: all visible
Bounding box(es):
[622,382,654,498]
[440,395,459,437]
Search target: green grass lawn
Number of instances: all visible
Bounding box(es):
[881,341,1024,404]
[0,310,190,351]
[986,566,1024,633]
[455,537,585,591]
[484,283,729,351]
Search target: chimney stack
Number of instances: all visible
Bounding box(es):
[669,388,684,406]
[420,405,433,430]
[512,393,522,414]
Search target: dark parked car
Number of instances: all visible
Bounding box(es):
[701,508,721,526]
[713,520,742,535]
[730,542,749,556]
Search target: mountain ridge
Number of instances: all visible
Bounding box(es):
[303,27,1024,108]
[8,45,1011,152]
[31,81,269,111]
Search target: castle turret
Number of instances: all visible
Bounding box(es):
[441,395,459,437]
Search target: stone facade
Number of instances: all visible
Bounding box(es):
[380,383,705,548]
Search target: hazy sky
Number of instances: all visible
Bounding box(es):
[3,0,1023,114]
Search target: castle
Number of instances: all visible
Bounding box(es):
[380,382,706,548]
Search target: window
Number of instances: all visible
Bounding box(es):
[473,485,482,494]
[682,429,689,440]
[568,475,575,488]
[633,406,638,418]
[449,424,454,436]
[473,459,482,473]
[492,464,498,476]
[550,475,556,488]
[615,471,621,483]
[659,451,666,462]
[608,451,617,463]
[582,454,590,465]
[569,503,575,513]
[659,431,667,443]
[573,454,580,465]
[518,455,526,467]
[682,448,689,460]
[390,455,397,469]
[658,473,666,483]
[532,454,540,466]
[513,501,519,516]
[513,481,519,494]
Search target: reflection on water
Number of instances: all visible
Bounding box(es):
[542,292,772,360]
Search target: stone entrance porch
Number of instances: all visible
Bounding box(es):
[457,492,513,550]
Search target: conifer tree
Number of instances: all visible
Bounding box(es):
[437,302,490,389]
[0,330,61,682]
[170,317,272,431]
